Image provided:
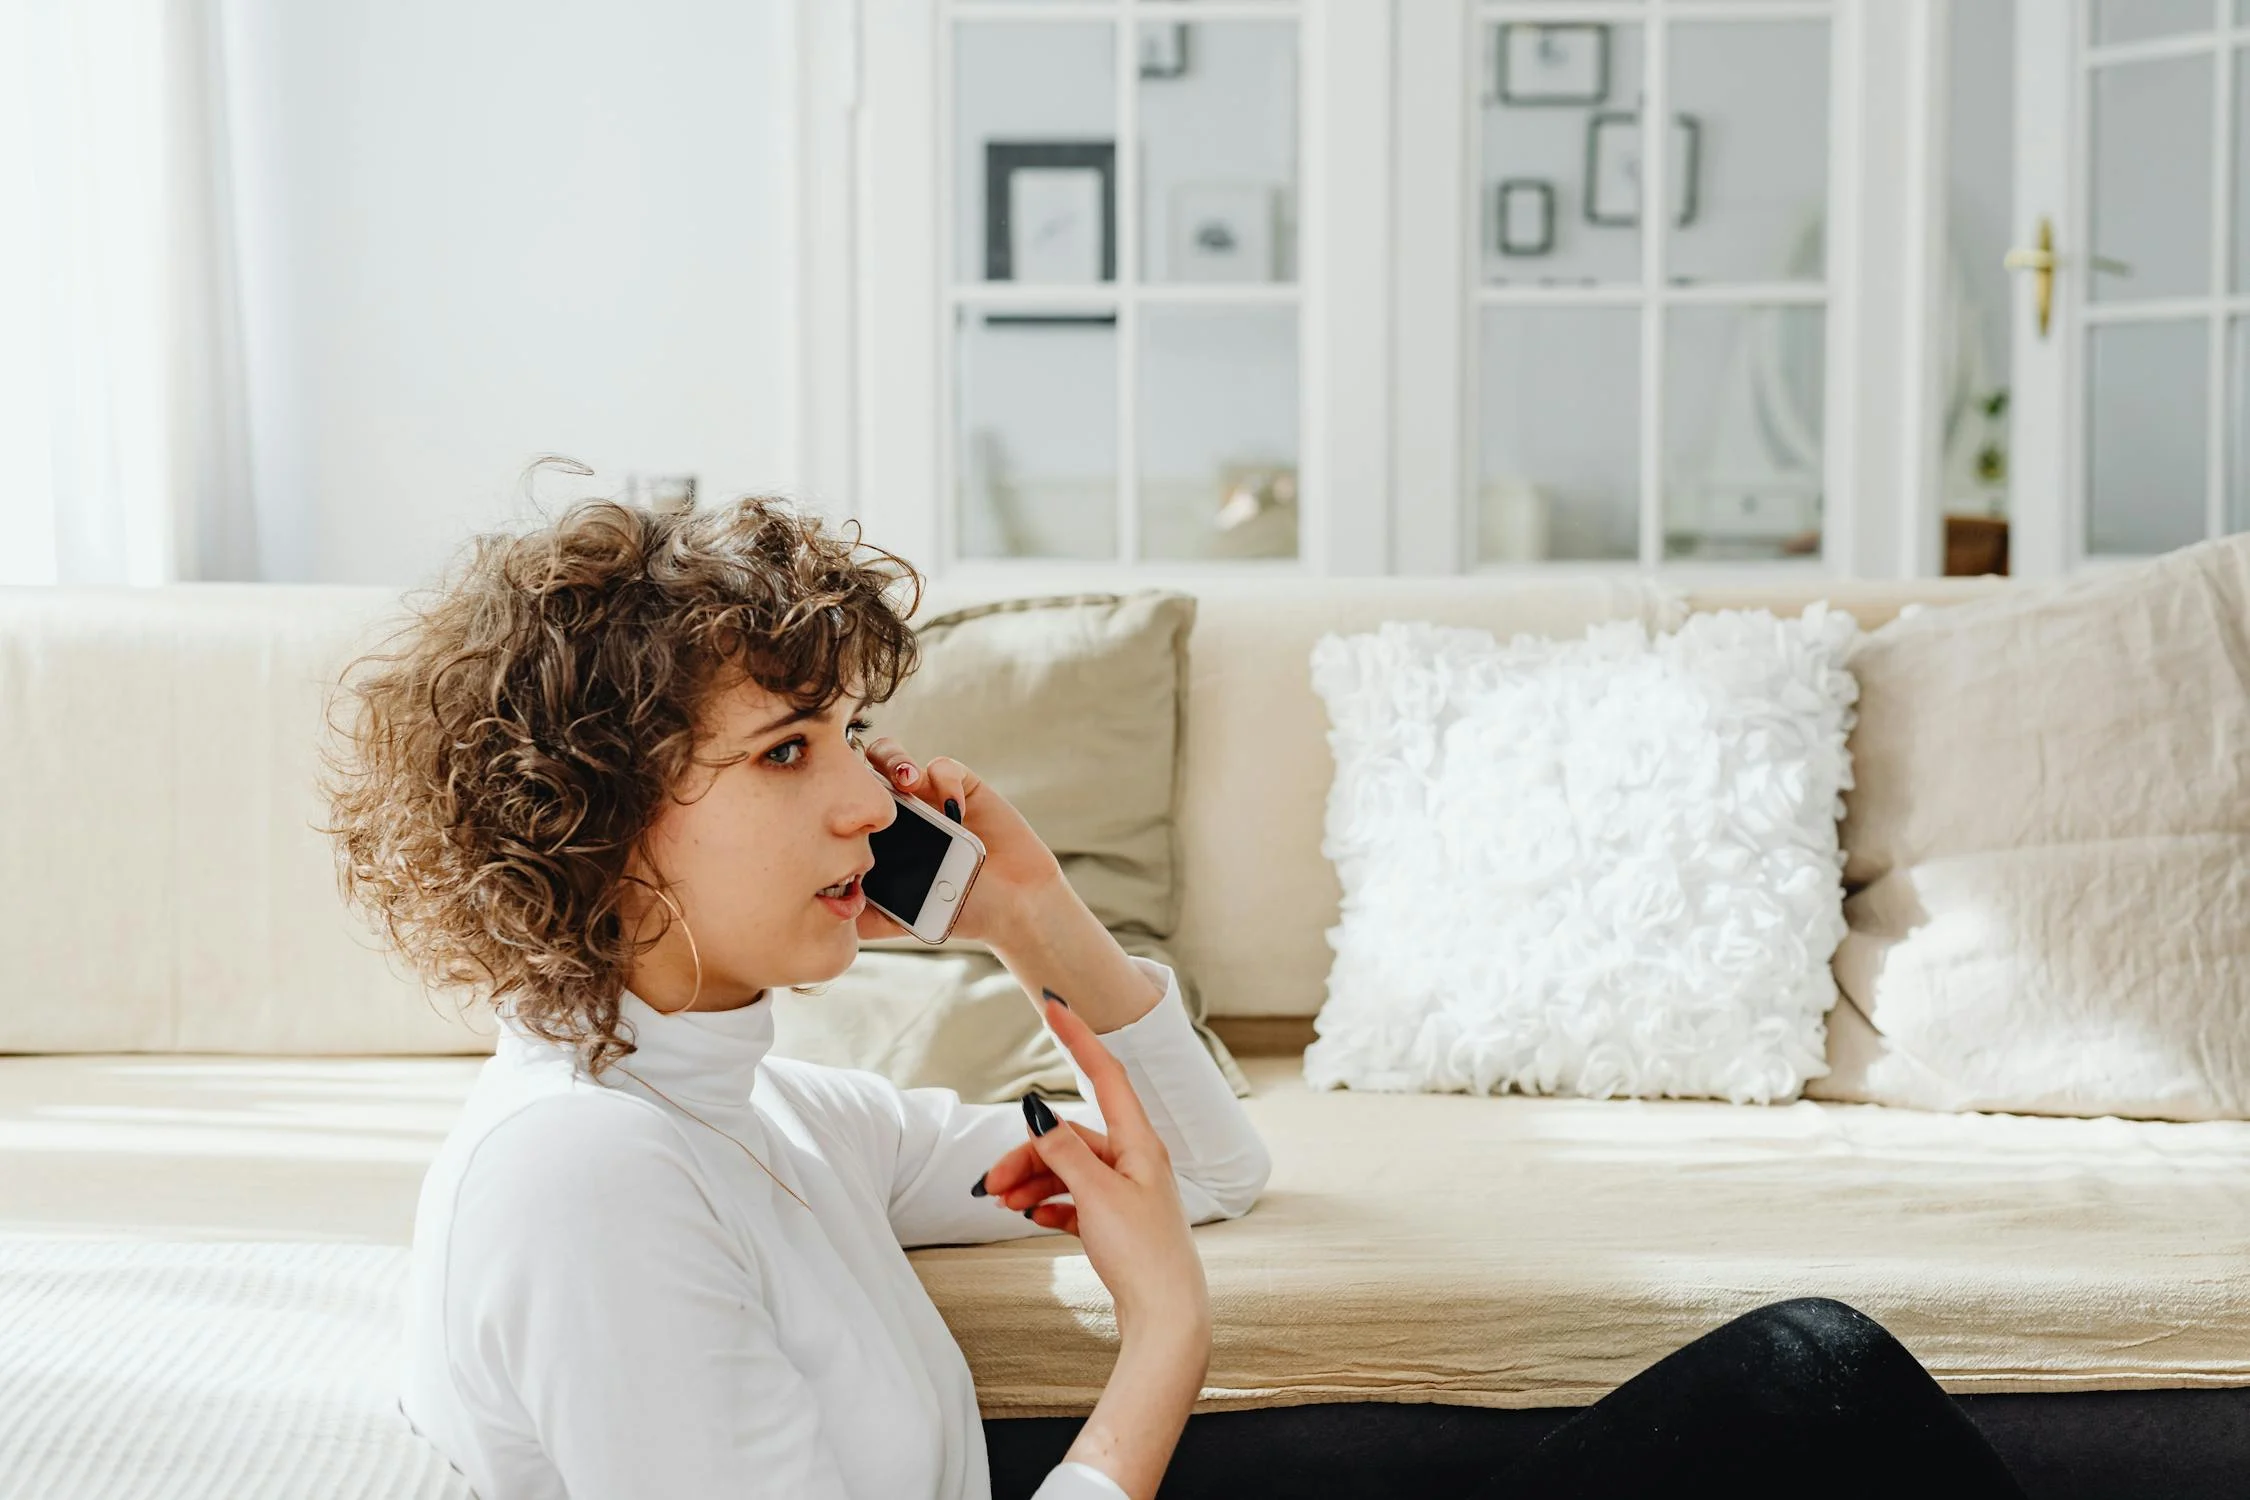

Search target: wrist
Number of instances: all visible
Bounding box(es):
[984,871,1084,962]
[1119,1296,1212,1355]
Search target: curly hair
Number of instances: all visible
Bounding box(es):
[318,473,924,1077]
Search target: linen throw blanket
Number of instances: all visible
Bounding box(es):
[0,1241,474,1500]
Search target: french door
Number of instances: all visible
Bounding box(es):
[828,0,1940,580]
[2009,0,2250,576]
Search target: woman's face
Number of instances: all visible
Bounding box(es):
[622,675,897,1011]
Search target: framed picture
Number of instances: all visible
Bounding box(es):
[985,141,1115,283]
[1584,111,1702,229]
[1495,23,1609,107]
[984,142,1116,324]
[1139,23,1189,79]
[1169,182,1276,283]
[1493,179,1555,257]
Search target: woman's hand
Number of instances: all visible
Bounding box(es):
[855,737,1062,948]
[981,997,1211,1347]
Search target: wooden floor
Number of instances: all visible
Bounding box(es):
[1206,1015,1316,1057]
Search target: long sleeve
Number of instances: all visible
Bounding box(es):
[1030,1461,1132,1499]
[883,955,1273,1251]
[440,1096,855,1499]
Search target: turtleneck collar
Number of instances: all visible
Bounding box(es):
[604,988,776,1109]
[498,989,777,1112]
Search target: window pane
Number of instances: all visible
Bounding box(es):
[2094,0,2213,45]
[1138,308,1298,561]
[1141,22,1297,285]
[2090,55,2212,303]
[955,23,1117,285]
[1943,0,2015,522]
[1477,308,1639,562]
[955,309,1117,559]
[1668,22,1829,286]
[2087,319,2207,556]
[1479,22,1643,286]
[1664,305,1825,561]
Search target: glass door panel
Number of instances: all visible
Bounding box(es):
[1478,21,1645,287]
[1138,307,1299,560]
[1477,308,1640,562]
[1469,2,1833,568]
[1664,305,1826,560]
[955,309,1119,560]
[944,5,1303,564]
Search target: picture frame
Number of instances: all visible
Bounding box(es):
[1168,182,1276,284]
[984,141,1117,326]
[1584,111,1701,229]
[1495,23,1609,107]
[1138,23,1190,80]
[1493,179,1556,257]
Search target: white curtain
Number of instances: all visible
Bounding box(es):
[0,0,258,585]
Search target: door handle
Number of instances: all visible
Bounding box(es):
[2005,217,2134,338]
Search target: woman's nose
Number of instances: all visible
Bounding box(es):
[845,755,898,833]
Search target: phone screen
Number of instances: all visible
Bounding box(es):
[862,800,955,921]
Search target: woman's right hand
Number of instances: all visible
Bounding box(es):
[978,998,1210,1348]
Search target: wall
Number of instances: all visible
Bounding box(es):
[221,0,799,586]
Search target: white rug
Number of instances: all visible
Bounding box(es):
[0,1240,474,1500]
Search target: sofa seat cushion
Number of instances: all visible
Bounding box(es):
[4,1053,2246,1439]
[931,1057,2250,1416]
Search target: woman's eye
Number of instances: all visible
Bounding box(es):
[764,717,875,769]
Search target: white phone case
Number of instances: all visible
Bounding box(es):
[868,791,988,945]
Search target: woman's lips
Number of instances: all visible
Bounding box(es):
[816,874,866,920]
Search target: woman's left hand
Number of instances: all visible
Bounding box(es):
[854,737,1063,948]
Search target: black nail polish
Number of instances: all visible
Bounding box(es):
[1023,1207,1038,1220]
[970,1173,989,1198]
[1041,986,1070,1010]
[944,797,961,822]
[1022,1091,1058,1136]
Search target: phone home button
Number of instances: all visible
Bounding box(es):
[934,880,956,902]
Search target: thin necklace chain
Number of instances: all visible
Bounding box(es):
[611,1064,813,1212]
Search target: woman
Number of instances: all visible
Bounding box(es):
[324,492,2026,1500]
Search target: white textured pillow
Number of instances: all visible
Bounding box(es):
[1304,608,1860,1104]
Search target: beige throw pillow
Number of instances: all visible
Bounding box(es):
[771,591,1251,1101]
[1812,533,2250,1120]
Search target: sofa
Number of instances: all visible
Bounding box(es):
[1,575,2244,1500]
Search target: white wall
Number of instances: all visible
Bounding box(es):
[221,0,799,586]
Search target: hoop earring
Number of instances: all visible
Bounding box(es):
[651,885,703,1015]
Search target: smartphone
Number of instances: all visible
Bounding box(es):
[862,790,988,945]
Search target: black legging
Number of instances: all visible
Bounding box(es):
[985,1297,2030,1498]
[1484,1297,2028,1496]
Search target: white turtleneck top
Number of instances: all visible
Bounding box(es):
[399,954,1271,1500]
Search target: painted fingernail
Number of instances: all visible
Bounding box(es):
[897,763,916,784]
[1023,1207,1039,1220]
[1041,986,1070,1010]
[944,797,961,822]
[1021,1091,1058,1137]
[970,1173,990,1198]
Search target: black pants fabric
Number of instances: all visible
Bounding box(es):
[985,1297,2031,1499]
[1479,1297,2028,1496]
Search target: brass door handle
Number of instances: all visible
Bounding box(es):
[2005,217,2134,338]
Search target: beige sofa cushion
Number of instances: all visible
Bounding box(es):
[0,585,495,1054]
[8,1051,2245,1411]
[1811,534,2250,1120]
